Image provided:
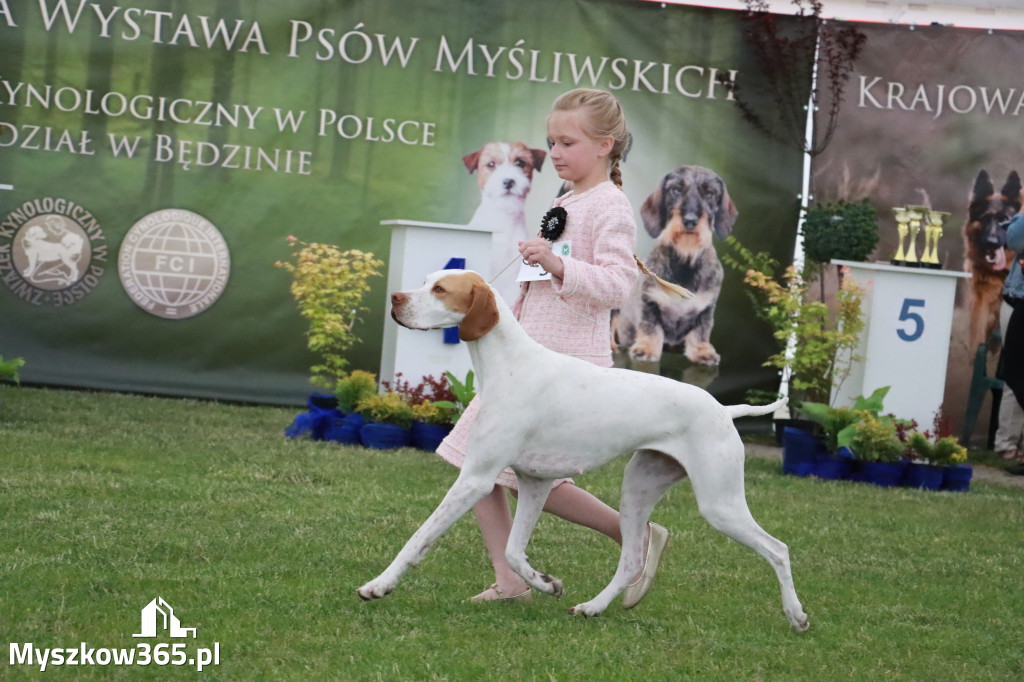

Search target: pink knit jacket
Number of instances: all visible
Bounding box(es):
[513,180,639,366]
[435,180,639,488]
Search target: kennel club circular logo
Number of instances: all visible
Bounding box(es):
[118,209,230,319]
[0,197,107,306]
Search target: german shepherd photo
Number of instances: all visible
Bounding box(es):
[962,169,1021,353]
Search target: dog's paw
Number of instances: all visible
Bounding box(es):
[685,343,720,366]
[787,609,810,633]
[532,573,563,598]
[356,580,394,601]
[628,342,662,363]
[567,601,605,617]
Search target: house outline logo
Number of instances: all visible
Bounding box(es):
[133,597,197,638]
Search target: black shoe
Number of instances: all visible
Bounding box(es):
[1007,464,1024,476]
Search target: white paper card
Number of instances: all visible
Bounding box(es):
[516,241,571,282]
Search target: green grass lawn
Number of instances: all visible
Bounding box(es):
[1,385,1022,681]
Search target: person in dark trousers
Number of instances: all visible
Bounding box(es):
[1000,213,1024,476]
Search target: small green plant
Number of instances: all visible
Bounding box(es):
[355,392,415,428]
[800,386,889,452]
[741,262,865,405]
[906,432,968,466]
[433,370,475,419]
[334,370,378,413]
[275,237,384,390]
[411,400,458,427]
[0,355,25,384]
[849,412,904,462]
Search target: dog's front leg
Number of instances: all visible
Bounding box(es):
[356,472,496,601]
[506,475,562,597]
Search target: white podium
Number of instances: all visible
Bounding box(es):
[831,259,970,429]
[378,219,493,390]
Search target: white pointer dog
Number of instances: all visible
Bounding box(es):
[357,270,809,632]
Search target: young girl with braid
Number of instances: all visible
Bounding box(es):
[436,88,669,606]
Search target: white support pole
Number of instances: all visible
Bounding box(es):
[775,27,818,420]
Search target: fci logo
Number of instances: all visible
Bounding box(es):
[133,597,197,639]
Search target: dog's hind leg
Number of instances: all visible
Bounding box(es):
[505,475,562,597]
[356,470,500,601]
[569,450,685,616]
[688,447,809,632]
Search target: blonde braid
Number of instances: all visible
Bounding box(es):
[609,154,623,188]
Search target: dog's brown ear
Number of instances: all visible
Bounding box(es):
[640,184,664,238]
[459,283,499,341]
[531,148,547,172]
[1002,171,1022,212]
[462,151,481,174]
[714,186,739,240]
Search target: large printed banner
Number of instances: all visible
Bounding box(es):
[811,21,1024,434]
[0,0,806,405]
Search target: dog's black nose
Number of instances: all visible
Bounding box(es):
[503,178,515,191]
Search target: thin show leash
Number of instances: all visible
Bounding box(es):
[487,207,693,300]
[487,207,568,286]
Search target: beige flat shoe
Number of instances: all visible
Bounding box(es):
[622,522,669,610]
[468,583,532,603]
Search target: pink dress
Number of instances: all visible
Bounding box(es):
[436,181,639,489]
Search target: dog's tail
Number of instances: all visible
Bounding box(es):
[726,397,788,421]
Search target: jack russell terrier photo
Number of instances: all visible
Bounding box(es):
[463,141,547,304]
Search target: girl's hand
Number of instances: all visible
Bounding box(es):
[519,238,564,280]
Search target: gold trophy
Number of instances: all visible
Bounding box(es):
[891,207,911,265]
[904,205,928,267]
[923,209,950,269]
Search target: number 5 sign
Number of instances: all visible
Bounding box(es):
[831,260,971,430]
[896,298,926,342]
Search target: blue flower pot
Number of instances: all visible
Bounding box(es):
[359,422,412,450]
[814,447,854,480]
[285,393,343,440]
[410,421,451,452]
[941,464,972,492]
[781,426,827,477]
[322,412,364,444]
[861,460,907,487]
[903,463,944,491]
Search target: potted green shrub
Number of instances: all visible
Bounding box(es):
[335,370,378,413]
[800,198,880,299]
[317,370,378,443]
[377,372,461,451]
[848,413,907,487]
[410,400,457,451]
[274,237,384,391]
[723,237,866,412]
[790,387,889,480]
[800,386,889,451]
[904,432,970,492]
[284,370,378,443]
[356,391,415,449]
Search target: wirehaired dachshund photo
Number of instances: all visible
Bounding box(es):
[962,169,1021,352]
[613,166,738,365]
